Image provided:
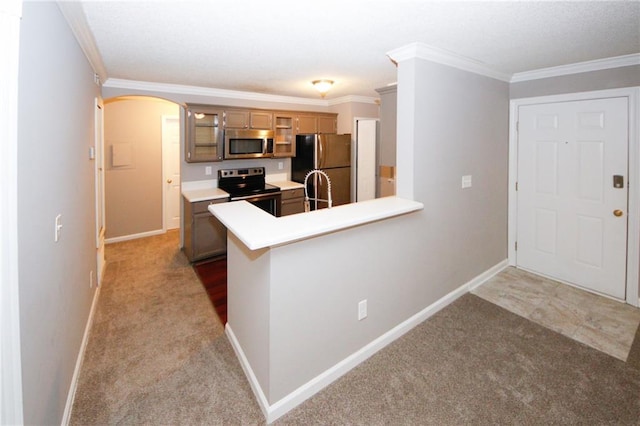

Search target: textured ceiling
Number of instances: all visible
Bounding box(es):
[76,0,640,99]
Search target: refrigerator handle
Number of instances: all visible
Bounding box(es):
[317,134,324,168]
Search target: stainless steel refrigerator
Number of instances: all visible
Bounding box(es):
[291,133,351,210]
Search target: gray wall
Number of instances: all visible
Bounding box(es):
[104,97,179,239]
[376,85,397,167]
[17,2,99,424]
[510,65,640,99]
[397,58,509,297]
[329,100,380,134]
[227,56,510,408]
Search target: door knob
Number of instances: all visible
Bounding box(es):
[167,179,173,184]
[613,209,624,217]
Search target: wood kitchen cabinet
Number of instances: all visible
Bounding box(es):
[225,109,273,130]
[185,104,224,163]
[280,188,305,216]
[317,114,337,134]
[183,197,228,262]
[296,114,317,134]
[296,113,338,134]
[274,113,295,157]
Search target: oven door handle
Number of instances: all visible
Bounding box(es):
[231,192,282,202]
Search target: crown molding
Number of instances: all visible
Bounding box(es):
[375,84,398,95]
[103,78,379,106]
[327,95,379,106]
[510,53,640,82]
[387,42,512,82]
[57,1,107,84]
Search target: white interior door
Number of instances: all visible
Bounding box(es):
[162,115,181,230]
[516,97,629,299]
[356,119,377,202]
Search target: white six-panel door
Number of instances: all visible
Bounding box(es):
[162,115,181,230]
[517,97,629,299]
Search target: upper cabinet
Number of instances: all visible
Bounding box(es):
[317,114,337,134]
[296,114,317,134]
[296,113,337,134]
[274,113,295,157]
[225,109,273,130]
[185,104,224,163]
[185,104,339,162]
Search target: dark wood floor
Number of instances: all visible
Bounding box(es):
[193,256,227,324]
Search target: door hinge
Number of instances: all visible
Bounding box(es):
[515,181,518,191]
[515,241,518,251]
[516,121,519,132]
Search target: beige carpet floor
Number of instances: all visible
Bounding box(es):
[70,231,640,425]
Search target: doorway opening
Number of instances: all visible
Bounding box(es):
[102,96,181,243]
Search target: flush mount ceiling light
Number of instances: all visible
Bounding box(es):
[311,79,334,98]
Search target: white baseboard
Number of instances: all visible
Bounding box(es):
[60,285,101,426]
[105,229,164,244]
[467,259,509,291]
[227,259,509,424]
[225,325,271,420]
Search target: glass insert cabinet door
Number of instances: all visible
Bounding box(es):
[185,104,223,162]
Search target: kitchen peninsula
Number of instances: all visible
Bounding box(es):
[209,197,423,422]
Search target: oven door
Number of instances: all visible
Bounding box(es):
[231,192,282,217]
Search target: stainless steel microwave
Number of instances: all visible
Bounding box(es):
[224,129,274,159]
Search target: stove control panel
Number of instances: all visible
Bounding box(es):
[219,167,265,178]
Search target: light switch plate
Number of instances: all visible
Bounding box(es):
[54,214,62,242]
[358,299,367,320]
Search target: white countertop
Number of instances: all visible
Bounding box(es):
[182,187,229,203]
[270,180,304,191]
[209,196,424,250]
[182,179,303,202]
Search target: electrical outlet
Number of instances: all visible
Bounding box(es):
[205,166,212,175]
[358,299,367,321]
[278,161,284,170]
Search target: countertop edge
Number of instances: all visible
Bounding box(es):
[182,188,230,203]
[209,197,424,251]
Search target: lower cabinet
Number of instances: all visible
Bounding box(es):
[183,197,228,262]
[280,188,305,216]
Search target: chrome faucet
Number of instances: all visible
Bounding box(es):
[303,169,332,212]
